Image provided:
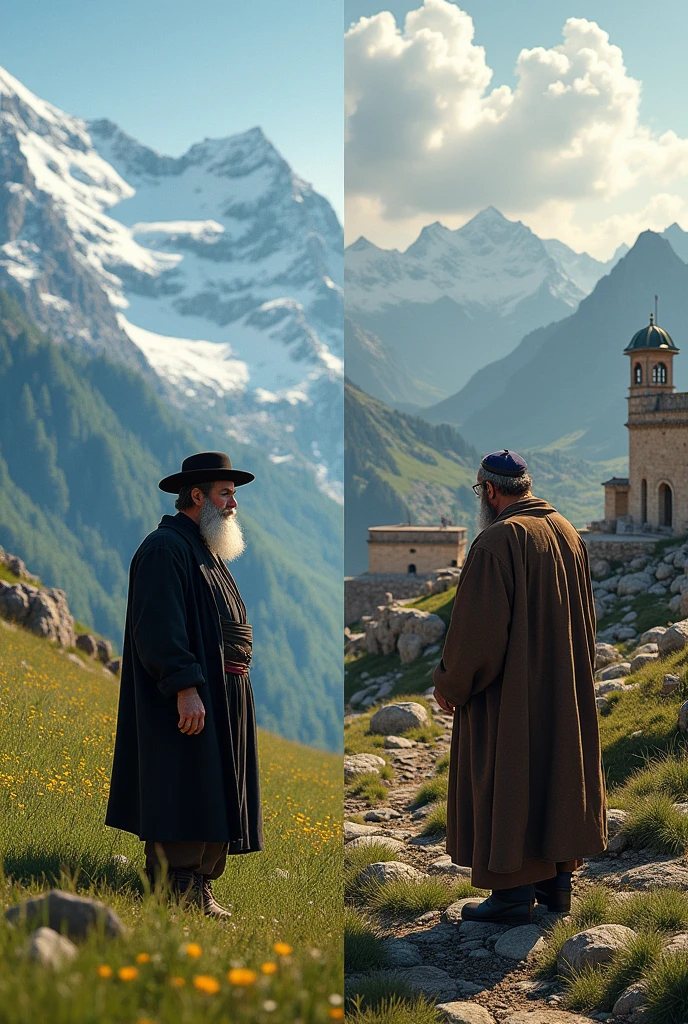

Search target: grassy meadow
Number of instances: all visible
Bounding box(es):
[0,619,343,1023]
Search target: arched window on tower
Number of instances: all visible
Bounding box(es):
[641,479,647,524]
[659,483,673,528]
[634,363,643,384]
[652,363,668,384]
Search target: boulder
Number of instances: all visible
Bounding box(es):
[356,861,425,886]
[671,575,688,595]
[656,563,675,581]
[21,927,79,969]
[590,558,611,580]
[75,634,98,657]
[493,925,545,961]
[398,632,423,664]
[5,890,126,939]
[383,938,423,967]
[618,860,688,889]
[615,627,639,641]
[659,620,688,656]
[369,702,428,735]
[557,924,636,976]
[617,572,654,596]
[96,638,113,663]
[344,753,386,781]
[595,643,622,669]
[105,658,121,675]
[0,583,30,623]
[435,1003,495,1024]
[670,594,683,614]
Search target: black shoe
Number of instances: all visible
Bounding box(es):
[534,872,572,913]
[200,877,232,919]
[461,884,535,924]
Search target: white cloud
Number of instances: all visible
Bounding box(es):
[345,1,688,253]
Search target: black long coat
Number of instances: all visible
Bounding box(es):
[105,513,260,844]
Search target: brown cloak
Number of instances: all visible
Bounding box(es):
[432,496,607,888]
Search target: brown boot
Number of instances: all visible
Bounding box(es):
[200,877,232,919]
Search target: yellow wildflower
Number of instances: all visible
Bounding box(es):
[273,941,292,956]
[169,976,186,988]
[329,1010,345,1021]
[260,961,278,974]
[135,952,151,964]
[184,942,202,958]
[118,966,139,981]
[193,974,221,994]
[96,964,113,978]
[227,967,258,985]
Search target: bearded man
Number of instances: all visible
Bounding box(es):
[433,449,607,924]
[105,451,263,916]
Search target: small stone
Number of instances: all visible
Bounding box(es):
[504,1011,596,1024]
[383,938,423,967]
[356,861,425,885]
[412,805,432,820]
[105,658,121,675]
[596,697,610,711]
[639,626,668,644]
[96,638,113,664]
[345,835,406,852]
[457,920,501,939]
[630,653,659,674]
[384,735,417,748]
[607,808,628,837]
[397,965,457,1002]
[428,856,472,878]
[612,983,647,1016]
[344,821,384,839]
[435,1001,495,1024]
[344,753,386,781]
[597,662,632,680]
[21,927,79,969]
[468,948,490,958]
[364,808,402,821]
[663,674,681,695]
[66,653,88,669]
[493,924,545,961]
[595,643,622,669]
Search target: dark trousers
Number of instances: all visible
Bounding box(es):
[144,840,229,880]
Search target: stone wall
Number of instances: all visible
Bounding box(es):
[345,569,460,626]
[581,533,662,563]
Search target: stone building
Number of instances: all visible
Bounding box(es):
[599,314,688,535]
[367,524,468,575]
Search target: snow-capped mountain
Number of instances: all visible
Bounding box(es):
[344,207,622,403]
[0,66,343,497]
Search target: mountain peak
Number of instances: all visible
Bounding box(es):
[346,236,379,253]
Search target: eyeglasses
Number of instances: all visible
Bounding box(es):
[471,482,485,496]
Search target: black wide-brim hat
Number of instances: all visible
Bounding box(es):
[158,451,255,493]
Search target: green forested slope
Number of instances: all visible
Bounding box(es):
[0,292,341,751]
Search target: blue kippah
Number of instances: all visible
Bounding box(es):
[481,449,528,477]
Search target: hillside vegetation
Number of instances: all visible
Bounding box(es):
[0,618,342,1023]
[0,291,342,750]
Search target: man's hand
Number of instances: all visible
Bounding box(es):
[434,687,455,715]
[177,686,206,735]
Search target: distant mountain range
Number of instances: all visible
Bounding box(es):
[345,206,627,404]
[0,66,343,495]
[424,231,688,460]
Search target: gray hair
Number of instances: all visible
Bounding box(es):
[174,479,214,511]
[478,466,533,497]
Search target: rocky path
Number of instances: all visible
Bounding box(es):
[344,693,688,1023]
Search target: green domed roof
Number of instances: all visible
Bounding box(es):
[624,314,678,352]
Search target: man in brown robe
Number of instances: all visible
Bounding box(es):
[433,449,607,923]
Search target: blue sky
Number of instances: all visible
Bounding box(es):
[345,0,688,256]
[1,0,343,220]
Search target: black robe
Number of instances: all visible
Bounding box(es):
[105,513,264,850]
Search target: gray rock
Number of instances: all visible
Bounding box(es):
[435,1002,495,1024]
[21,926,78,969]
[596,697,610,711]
[615,627,638,641]
[663,674,681,695]
[428,856,472,878]
[595,643,622,669]
[96,638,113,663]
[618,860,688,889]
[631,653,659,674]
[669,594,682,614]
[662,931,688,954]
[398,632,423,663]
[66,653,88,669]
[457,920,501,939]
[607,810,629,838]
[607,832,630,854]
[622,610,638,624]
[344,821,384,839]
[647,583,668,596]
[75,634,98,657]
[105,658,121,675]
[639,626,668,644]
[557,924,636,976]
[364,808,402,822]
[383,938,423,967]
[655,564,675,581]
[617,572,654,596]
[494,925,545,961]
[590,558,611,579]
[397,965,457,1002]
[612,983,647,1016]
[369,702,428,735]
[384,735,417,749]
[598,662,632,680]
[345,835,405,852]
[596,680,628,696]
[504,1011,598,1024]
[629,643,659,658]
[659,619,688,656]
[5,890,126,939]
[344,753,386,781]
[356,861,425,885]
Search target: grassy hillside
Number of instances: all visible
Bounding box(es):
[0,290,342,751]
[0,619,342,1023]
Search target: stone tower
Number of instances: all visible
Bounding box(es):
[622,314,687,531]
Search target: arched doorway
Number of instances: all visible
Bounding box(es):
[659,483,673,528]
[641,479,647,524]
[407,564,416,574]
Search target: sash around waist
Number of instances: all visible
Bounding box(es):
[221,618,252,670]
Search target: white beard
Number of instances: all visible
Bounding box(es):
[198,500,246,561]
[478,492,499,532]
